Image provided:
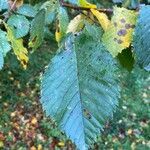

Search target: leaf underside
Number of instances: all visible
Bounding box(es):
[41,28,120,149]
[133,5,150,71]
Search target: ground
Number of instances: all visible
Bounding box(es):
[0,42,149,150]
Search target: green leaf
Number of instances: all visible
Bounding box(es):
[7,15,30,38]
[0,29,11,57]
[55,7,69,43]
[133,5,150,71]
[40,0,58,12]
[0,51,4,70]
[113,0,123,3]
[123,0,140,9]
[102,6,138,57]
[17,4,38,17]
[65,0,78,5]
[41,27,120,149]
[0,0,9,11]
[29,9,46,50]
[40,1,58,25]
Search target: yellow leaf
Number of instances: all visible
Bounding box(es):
[67,15,84,33]
[102,7,138,57]
[0,141,4,148]
[15,0,24,8]
[37,144,42,150]
[31,117,38,125]
[55,25,62,43]
[91,9,110,31]
[58,141,65,147]
[5,23,28,69]
[78,0,97,9]
[127,129,133,135]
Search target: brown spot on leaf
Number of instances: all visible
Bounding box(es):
[113,22,117,27]
[113,38,118,42]
[117,29,127,36]
[83,109,92,119]
[125,23,131,29]
[31,36,37,43]
[117,39,123,44]
[130,24,135,29]
[125,24,135,29]
[120,18,126,23]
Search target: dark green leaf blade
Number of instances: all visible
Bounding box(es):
[7,15,30,38]
[29,9,46,50]
[0,51,4,70]
[133,5,150,71]
[41,28,120,149]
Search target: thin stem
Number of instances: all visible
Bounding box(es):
[60,0,113,13]
[2,0,18,22]
[10,0,18,11]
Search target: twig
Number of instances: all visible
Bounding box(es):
[3,0,18,22]
[60,0,113,13]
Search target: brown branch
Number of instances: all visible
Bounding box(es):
[2,0,18,22]
[60,0,113,14]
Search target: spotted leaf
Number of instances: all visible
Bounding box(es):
[102,7,138,57]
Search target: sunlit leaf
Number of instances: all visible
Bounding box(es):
[5,24,28,69]
[102,7,138,57]
[67,14,84,33]
[78,0,97,8]
[91,9,110,31]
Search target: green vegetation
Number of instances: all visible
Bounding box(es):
[0,0,150,149]
[0,43,149,149]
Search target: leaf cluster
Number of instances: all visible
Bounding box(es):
[0,0,150,149]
